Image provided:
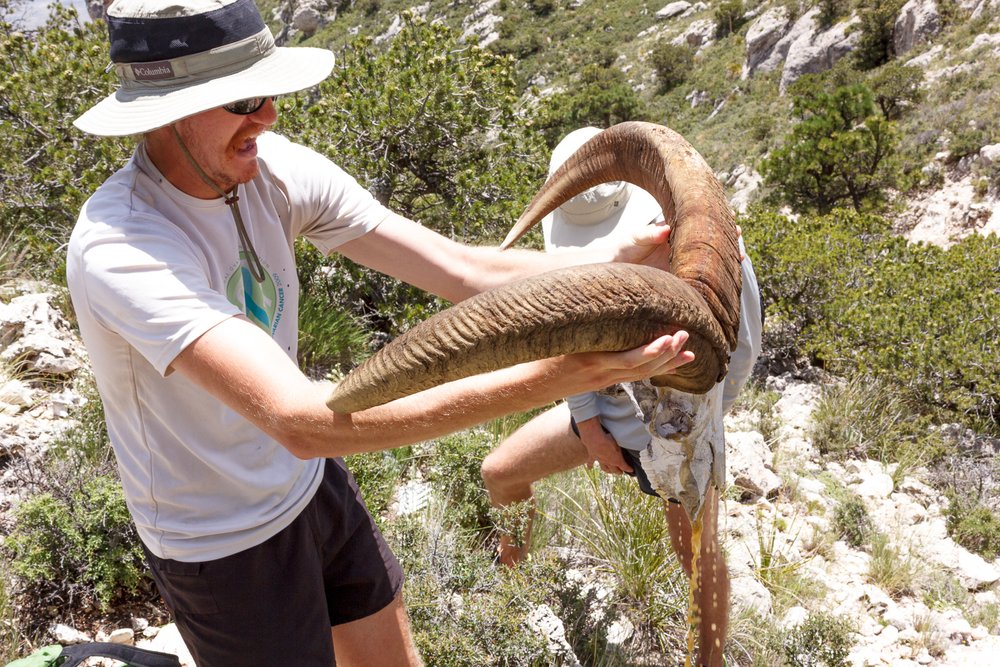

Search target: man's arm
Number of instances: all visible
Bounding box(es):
[169,314,694,460]
[337,212,673,302]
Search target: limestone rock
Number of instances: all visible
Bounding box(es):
[525,604,582,667]
[742,5,792,79]
[726,430,782,499]
[894,0,942,56]
[780,15,861,93]
[656,1,691,20]
[461,0,503,47]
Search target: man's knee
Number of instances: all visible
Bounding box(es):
[480,451,511,492]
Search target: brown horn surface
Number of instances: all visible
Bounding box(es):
[325,122,741,413]
[326,263,728,413]
[502,121,742,351]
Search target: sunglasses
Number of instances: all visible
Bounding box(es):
[222,96,275,115]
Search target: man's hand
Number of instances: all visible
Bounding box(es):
[576,416,634,475]
[607,222,673,272]
[565,330,695,393]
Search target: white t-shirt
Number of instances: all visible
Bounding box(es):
[66,132,390,562]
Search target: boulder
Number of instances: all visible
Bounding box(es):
[726,430,782,499]
[753,7,821,78]
[893,0,942,56]
[780,15,861,93]
[461,0,503,47]
[0,292,82,377]
[672,18,715,50]
[526,605,582,667]
[655,0,691,20]
[742,5,792,79]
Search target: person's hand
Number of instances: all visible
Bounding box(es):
[606,222,672,272]
[576,416,633,475]
[560,330,695,393]
[606,221,746,269]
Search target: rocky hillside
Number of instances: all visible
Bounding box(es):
[3,279,1000,665]
[2,0,999,664]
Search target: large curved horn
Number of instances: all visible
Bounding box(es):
[327,264,727,413]
[326,122,741,413]
[502,121,741,350]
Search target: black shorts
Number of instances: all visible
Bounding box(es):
[143,458,403,667]
[570,417,679,503]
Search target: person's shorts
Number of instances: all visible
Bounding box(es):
[570,417,679,504]
[142,458,403,667]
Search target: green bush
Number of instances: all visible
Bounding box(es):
[852,0,906,71]
[387,513,554,666]
[780,611,854,667]
[946,500,1000,561]
[5,465,147,613]
[279,15,547,336]
[0,2,132,280]
[832,494,872,549]
[535,63,647,148]
[743,209,1000,434]
[649,41,694,93]
[428,429,497,534]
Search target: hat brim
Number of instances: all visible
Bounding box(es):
[74,47,335,137]
[542,184,663,251]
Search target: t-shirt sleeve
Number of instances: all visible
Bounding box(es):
[258,133,391,255]
[76,219,242,376]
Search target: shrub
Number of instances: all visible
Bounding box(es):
[535,63,647,148]
[386,512,554,666]
[5,464,147,613]
[866,62,925,121]
[427,429,497,534]
[852,0,906,71]
[279,15,547,336]
[649,41,694,93]
[780,611,854,667]
[0,3,132,280]
[832,495,872,549]
[743,209,1000,435]
[946,501,1000,561]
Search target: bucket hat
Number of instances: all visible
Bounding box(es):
[74,0,335,136]
[541,127,662,251]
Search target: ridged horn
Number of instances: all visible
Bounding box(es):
[326,122,741,413]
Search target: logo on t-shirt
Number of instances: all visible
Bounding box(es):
[226,252,279,333]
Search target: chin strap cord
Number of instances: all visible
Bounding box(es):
[171,125,266,283]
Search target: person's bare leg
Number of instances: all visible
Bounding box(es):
[480,403,589,566]
[331,592,423,666]
[665,487,729,667]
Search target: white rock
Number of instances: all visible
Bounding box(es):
[780,15,861,93]
[780,605,809,629]
[655,1,691,20]
[726,430,783,499]
[854,471,895,498]
[525,605,582,667]
[742,6,792,79]
[136,624,195,667]
[606,615,635,645]
[109,627,135,644]
[893,0,942,56]
[50,623,91,645]
[980,143,1000,165]
[729,573,773,616]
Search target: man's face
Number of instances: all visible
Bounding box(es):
[172,97,277,193]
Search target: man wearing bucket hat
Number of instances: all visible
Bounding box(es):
[480,127,763,667]
[66,2,695,665]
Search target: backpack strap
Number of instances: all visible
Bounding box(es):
[58,642,180,667]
